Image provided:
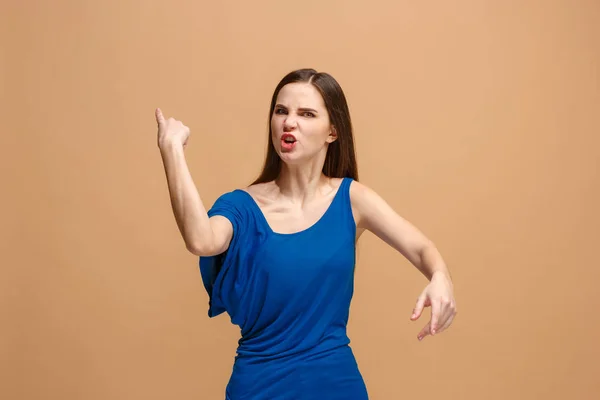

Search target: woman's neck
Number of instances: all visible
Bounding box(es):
[274,167,330,203]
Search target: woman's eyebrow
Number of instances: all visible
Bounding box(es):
[275,104,318,113]
[298,107,318,113]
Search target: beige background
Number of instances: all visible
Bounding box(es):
[2,0,599,399]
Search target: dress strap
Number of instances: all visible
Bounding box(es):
[334,177,357,235]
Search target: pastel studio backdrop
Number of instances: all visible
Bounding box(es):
[3,1,599,399]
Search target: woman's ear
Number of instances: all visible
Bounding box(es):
[327,126,338,143]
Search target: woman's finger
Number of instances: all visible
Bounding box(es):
[435,298,453,333]
[417,321,431,341]
[430,299,442,335]
[443,303,458,332]
[438,313,455,334]
[411,294,427,320]
[155,108,166,127]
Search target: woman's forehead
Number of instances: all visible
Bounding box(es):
[276,83,325,108]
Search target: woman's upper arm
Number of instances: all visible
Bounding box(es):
[350,181,433,266]
[194,215,233,256]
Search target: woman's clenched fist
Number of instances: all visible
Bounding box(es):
[155,108,190,150]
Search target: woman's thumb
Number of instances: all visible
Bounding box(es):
[155,108,166,126]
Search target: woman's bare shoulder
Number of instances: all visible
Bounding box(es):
[239,181,277,205]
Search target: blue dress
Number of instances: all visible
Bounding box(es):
[199,177,369,399]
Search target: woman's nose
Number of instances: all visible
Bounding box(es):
[284,115,297,129]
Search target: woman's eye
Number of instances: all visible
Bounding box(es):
[274,109,313,117]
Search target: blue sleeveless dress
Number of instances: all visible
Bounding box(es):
[199,177,369,399]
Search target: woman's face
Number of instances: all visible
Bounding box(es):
[270,82,336,164]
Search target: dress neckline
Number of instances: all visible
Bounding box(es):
[235,177,347,236]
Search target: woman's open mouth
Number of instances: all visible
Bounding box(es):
[281,133,297,151]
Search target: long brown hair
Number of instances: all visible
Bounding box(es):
[251,68,359,185]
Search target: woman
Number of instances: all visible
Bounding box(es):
[157,68,457,399]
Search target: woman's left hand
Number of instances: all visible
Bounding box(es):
[410,272,457,341]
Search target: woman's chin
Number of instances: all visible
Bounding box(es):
[278,152,304,165]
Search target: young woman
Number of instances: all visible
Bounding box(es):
[157,68,457,399]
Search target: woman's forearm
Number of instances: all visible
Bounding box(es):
[159,142,213,253]
[419,245,452,283]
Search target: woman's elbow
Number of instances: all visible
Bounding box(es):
[186,240,214,256]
